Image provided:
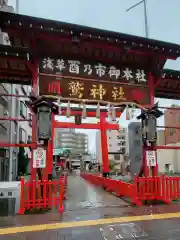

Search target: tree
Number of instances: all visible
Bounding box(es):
[17,147,29,175]
[109,160,116,170]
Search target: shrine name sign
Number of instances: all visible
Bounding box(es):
[39,75,150,105]
[39,58,148,85]
[39,57,150,105]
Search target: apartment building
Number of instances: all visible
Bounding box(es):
[54,128,89,168]
[0,2,32,180]
[155,107,180,173]
[54,128,88,154]
[0,83,32,181]
[16,85,32,170]
[164,106,180,145]
[0,84,11,181]
[96,127,128,163]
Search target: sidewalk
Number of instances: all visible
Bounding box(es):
[0,175,129,227]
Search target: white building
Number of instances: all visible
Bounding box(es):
[54,128,89,168]
[0,1,32,180]
[54,128,88,154]
[0,83,32,181]
[96,127,128,163]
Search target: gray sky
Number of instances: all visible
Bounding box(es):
[8,0,180,153]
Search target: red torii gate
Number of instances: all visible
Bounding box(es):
[46,107,123,179]
[0,11,180,182]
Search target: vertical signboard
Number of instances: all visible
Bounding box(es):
[33,148,46,168]
[128,122,143,175]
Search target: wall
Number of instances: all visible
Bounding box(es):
[157,130,165,145]
[157,143,180,173]
[164,108,180,144]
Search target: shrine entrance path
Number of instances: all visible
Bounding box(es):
[1,175,180,239]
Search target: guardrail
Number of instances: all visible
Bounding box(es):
[18,175,67,214]
[81,173,180,205]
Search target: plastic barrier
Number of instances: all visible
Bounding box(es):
[18,176,67,214]
[81,173,180,205]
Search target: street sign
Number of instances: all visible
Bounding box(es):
[33,148,46,168]
[53,148,70,155]
[146,150,156,167]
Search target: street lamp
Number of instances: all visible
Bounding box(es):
[126,0,149,38]
[137,104,163,144]
[28,96,59,142]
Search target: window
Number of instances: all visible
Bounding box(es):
[27,135,32,143]
[169,129,175,136]
[28,113,32,127]
[114,155,120,161]
[118,141,125,146]
[118,129,125,133]
[15,89,19,117]
[118,148,125,154]
[20,101,27,118]
[21,86,28,95]
[117,135,125,140]
[12,122,18,143]
[19,127,27,143]
[122,148,126,153]
[0,123,7,135]
[0,96,8,109]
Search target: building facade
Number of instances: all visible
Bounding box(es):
[0,2,32,180]
[54,128,88,154]
[0,83,11,181]
[0,84,32,180]
[96,127,128,163]
[164,106,180,145]
[157,129,165,146]
[155,106,180,173]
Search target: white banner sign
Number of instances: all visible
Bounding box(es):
[33,148,46,168]
[146,150,156,167]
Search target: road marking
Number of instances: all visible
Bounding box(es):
[1,212,180,235]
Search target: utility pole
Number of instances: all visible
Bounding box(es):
[15,0,19,13]
[126,0,149,38]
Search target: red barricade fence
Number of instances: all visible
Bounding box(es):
[18,175,68,214]
[81,173,180,205]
